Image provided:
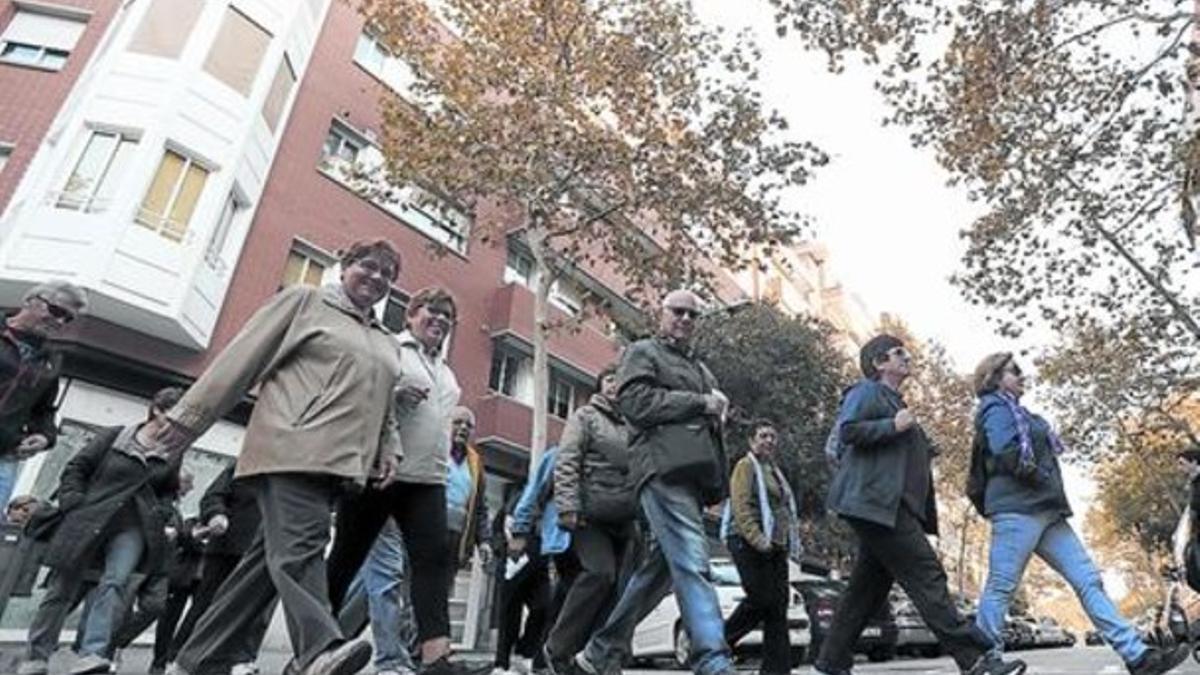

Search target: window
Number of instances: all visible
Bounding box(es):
[548,376,578,419]
[281,244,330,287]
[320,120,366,168]
[202,7,271,96]
[352,30,417,97]
[488,348,532,403]
[55,129,139,212]
[505,247,534,287]
[261,56,296,132]
[0,144,11,173]
[0,6,87,71]
[127,0,203,58]
[136,149,210,242]
[381,289,409,333]
[205,190,245,267]
[550,277,584,316]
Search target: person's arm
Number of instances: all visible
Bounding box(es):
[980,399,1019,455]
[167,286,313,436]
[57,427,119,510]
[554,410,588,519]
[730,458,771,551]
[616,343,709,429]
[512,454,553,536]
[838,384,904,448]
[473,461,490,547]
[199,464,236,524]
[25,376,59,449]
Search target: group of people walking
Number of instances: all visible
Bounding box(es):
[0,241,1195,675]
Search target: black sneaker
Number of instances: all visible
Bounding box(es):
[965,653,1026,675]
[1128,645,1191,675]
[812,663,852,675]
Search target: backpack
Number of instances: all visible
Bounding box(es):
[965,418,989,517]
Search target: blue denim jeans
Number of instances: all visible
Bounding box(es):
[79,523,146,656]
[351,520,417,672]
[582,478,732,675]
[0,457,20,516]
[977,510,1147,664]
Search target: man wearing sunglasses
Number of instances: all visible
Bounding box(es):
[573,289,735,675]
[0,280,87,514]
[815,335,1026,675]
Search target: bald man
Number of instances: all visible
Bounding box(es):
[446,405,490,570]
[567,289,735,675]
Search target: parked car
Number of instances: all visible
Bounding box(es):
[631,559,812,667]
[1002,615,1037,651]
[891,589,941,658]
[794,572,897,663]
[1034,617,1072,648]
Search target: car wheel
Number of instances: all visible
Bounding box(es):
[674,624,691,669]
[866,647,895,663]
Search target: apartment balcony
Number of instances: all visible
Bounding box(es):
[472,393,566,478]
[485,282,619,377]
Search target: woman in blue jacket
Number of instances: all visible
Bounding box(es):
[971,352,1186,675]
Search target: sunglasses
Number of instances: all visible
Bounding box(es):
[36,295,76,323]
[1002,363,1023,377]
[886,346,910,360]
[667,306,701,320]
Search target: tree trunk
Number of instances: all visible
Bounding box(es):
[957,506,971,596]
[528,219,552,470]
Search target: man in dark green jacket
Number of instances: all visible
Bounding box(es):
[815,335,1025,675]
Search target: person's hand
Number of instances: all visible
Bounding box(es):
[509,536,527,556]
[372,453,400,490]
[15,434,49,459]
[477,543,493,567]
[164,525,178,542]
[207,514,230,537]
[704,390,729,417]
[894,409,916,433]
[394,385,429,410]
[559,511,579,531]
[152,419,197,455]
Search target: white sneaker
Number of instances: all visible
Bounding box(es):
[511,657,532,675]
[231,664,261,675]
[489,668,510,675]
[16,660,49,675]
[69,654,114,675]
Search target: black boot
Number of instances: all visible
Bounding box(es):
[964,653,1027,675]
[1127,645,1191,675]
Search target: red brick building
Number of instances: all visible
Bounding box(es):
[0,0,747,644]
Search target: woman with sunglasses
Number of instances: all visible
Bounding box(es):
[971,353,1188,675]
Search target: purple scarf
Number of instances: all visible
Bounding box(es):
[999,391,1065,466]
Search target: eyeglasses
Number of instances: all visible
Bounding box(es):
[36,295,76,323]
[354,258,398,280]
[667,306,701,320]
[886,346,910,360]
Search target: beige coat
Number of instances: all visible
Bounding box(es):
[169,284,402,484]
[393,330,461,484]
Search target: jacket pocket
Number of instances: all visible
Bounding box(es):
[293,356,351,427]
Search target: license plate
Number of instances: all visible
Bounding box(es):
[862,627,881,637]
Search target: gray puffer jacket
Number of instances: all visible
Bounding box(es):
[554,394,633,518]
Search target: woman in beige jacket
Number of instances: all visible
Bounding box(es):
[159,239,404,675]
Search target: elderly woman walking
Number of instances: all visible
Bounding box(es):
[541,364,635,674]
[17,387,185,675]
[971,353,1189,675]
[326,286,471,675]
[160,239,405,675]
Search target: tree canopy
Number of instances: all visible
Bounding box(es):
[358,0,827,459]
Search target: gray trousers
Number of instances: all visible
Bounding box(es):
[176,473,345,674]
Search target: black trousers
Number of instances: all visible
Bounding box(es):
[171,553,272,666]
[545,523,631,660]
[816,507,989,671]
[494,554,552,669]
[150,582,195,667]
[724,536,790,674]
[176,474,343,674]
[326,481,451,643]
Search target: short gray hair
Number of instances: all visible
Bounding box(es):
[22,280,88,313]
